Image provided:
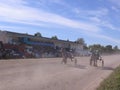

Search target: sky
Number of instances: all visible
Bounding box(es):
[0,0,120,48]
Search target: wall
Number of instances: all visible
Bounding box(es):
[0,31,9,43]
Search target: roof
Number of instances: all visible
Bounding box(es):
[3,31,79,44]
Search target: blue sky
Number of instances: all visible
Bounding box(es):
[0,0,120,48]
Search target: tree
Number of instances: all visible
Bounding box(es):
[105,45,113,53]
[83,44,88,49]
[105,45,112,50]
[34,32,42,37]
[75,38,88,50]
[89,44,100,50]
[88,44,120,54]
[67,39,69,42]
[113,45,119,51]
[76,38,85,45]
[51,35,58,40]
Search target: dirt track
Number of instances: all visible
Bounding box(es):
[0,55,120,90]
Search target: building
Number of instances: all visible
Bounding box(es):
[0,30,83,58]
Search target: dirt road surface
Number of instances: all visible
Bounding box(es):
[0,55,120,90]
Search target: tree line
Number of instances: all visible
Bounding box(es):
[76,38,120,54]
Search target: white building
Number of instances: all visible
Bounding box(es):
[0,30,84,57]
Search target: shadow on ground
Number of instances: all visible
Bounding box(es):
[101,66,114,70]
[67,64,87,69]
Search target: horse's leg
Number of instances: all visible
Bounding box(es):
[74,58,77,65]
[93,58,96,66]
[90,56,94,66]
[70,57,73,62]
[90,58,92,66]
[61,56,65,64]
[65,57,67,64]
[96,59,98,66]
[102,60,104,67]
[61,58,64,64]
[94,58,98,67]
[100,57,104,67]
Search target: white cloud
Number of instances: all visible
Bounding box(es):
[72,7,114,31]
[111,6,120,12]
[84,31,120,46]
[73,8,109,18]
[72,8,117,30]
[0,25,25,30]
[0,25,17,30]
[89,17,101,23]
[0,0,120,47]
[101,21,117,30]
[109,0,120,7]
[0,0,101,33]
[90,16,120,32]
[97,35,120,44]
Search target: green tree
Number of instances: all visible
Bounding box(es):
[67,39,69,41]
[105,45,113,53]
[83,44,88,49]
[89,44,102,51]
[76,38,85,45]
[113,45,119,51]
[75,38,88,49]
[34,32,42,37]
[51,35,58,40]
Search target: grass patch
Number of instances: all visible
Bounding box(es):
[97,66,120,90]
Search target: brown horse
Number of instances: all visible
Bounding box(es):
[90,53,104,67]
[61,48,77,64]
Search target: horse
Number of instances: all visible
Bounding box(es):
[90,52,104,67]
[61,48,77,65]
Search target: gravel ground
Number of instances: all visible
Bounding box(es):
[0,55,120,90]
